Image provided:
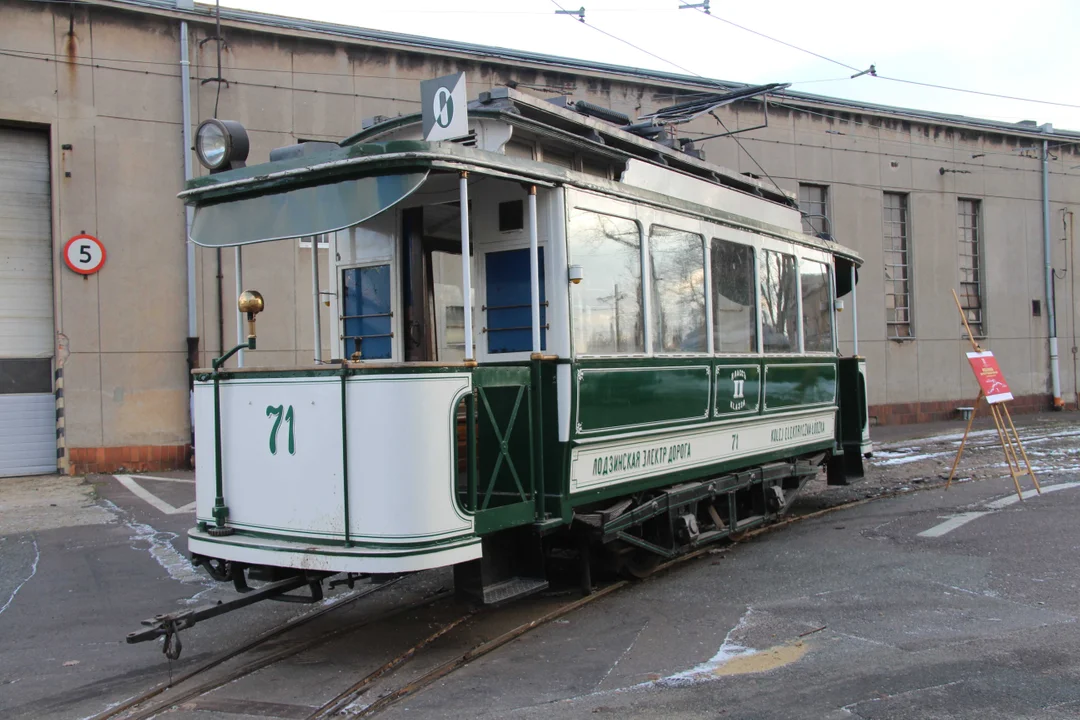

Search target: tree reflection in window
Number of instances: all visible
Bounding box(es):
[760,250,799,352]
[649,226,706,353]
[800,259,834,352]
[711,238,758,353]
[568,209,644,355]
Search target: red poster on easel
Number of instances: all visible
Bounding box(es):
[966,351,1013,404]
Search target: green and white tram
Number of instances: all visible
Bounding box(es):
[184,86,871,602]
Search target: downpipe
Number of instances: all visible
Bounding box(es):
[181,19,200,451]
[1041,132,1064,409]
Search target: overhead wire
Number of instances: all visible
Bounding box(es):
[549,0,794,198]
[675,1,1080,112]
[548,0,709,81]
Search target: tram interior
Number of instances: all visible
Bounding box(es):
[326,172,554,365]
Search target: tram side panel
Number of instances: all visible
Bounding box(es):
[190,370,483,574]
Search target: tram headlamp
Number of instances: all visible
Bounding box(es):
[195,119,250,173]
[238,289,264,349]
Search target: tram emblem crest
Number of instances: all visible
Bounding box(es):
[730,369,747,411]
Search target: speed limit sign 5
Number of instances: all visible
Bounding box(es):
[63,234,106,275]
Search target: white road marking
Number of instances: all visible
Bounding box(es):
[919,482,1080,538]
[128,474,195,484]
[113,475,195,515]
[917,512,992,538]
[984,481,1080,510]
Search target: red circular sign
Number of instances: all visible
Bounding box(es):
[63,234,106,275]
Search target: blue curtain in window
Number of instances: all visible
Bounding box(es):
[342,265,392,359]
[485,248,546,353]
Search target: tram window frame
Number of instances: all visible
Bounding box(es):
[799,257,836,353]
[759,249,800,354]
[648,225,708,355]
[710,237,759,355]
[567,208,646,357]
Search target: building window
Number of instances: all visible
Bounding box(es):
[800,259,834,352]
[760,250,799,353]
[568,209,644,355]
[649,226,706,353]
[711,238,758,353]
[799,184,829,237]
[958,199,984,337]
[883,192,912,338]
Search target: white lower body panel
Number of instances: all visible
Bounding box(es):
[189,528,482,574]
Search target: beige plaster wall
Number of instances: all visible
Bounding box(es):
[2,0,1077,456]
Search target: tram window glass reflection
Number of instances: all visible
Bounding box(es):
[649,226,706,353]
[759,250,799,353]
[801,259,834,352]
[568,209,644,355]
[430,251,474,362]
[342,264,392,360]
[711,238,757,353]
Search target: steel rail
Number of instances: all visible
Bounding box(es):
[90,577,423,720]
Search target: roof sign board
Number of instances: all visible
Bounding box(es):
[421,73,468,142]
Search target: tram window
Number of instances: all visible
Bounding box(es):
[568,209,644,355]
[801,259,834,352]
[649,226,706,353]
[430,251,475,362]
[342,265,392,360]
[760,250,799,353]
[710,238,757,353]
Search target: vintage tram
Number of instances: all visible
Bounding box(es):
[183,85,871,603]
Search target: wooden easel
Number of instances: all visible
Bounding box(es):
[945,290,1041,500]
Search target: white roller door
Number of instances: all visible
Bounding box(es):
[0,126,55,476]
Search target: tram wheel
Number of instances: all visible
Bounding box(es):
[201,558,232,582]
[622,548,662,579]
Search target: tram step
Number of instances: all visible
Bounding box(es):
[472,576,549,605]
[736,515,765,530]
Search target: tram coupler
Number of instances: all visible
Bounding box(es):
[125,573,326,659]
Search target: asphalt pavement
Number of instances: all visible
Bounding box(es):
[1,413,1078,720]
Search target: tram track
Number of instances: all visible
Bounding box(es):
[91,576,431,720]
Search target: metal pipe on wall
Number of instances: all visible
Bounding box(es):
[1041,131,1063,407]
[180,19,198,452]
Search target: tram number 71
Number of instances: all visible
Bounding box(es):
[266,405,295,455]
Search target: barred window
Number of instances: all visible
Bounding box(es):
[799,184,829,237]
[883,193,912,338]
[958,199,984,337]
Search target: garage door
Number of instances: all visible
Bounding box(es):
[0,127,55,477]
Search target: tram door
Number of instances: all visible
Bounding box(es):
[401,205,476,362]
